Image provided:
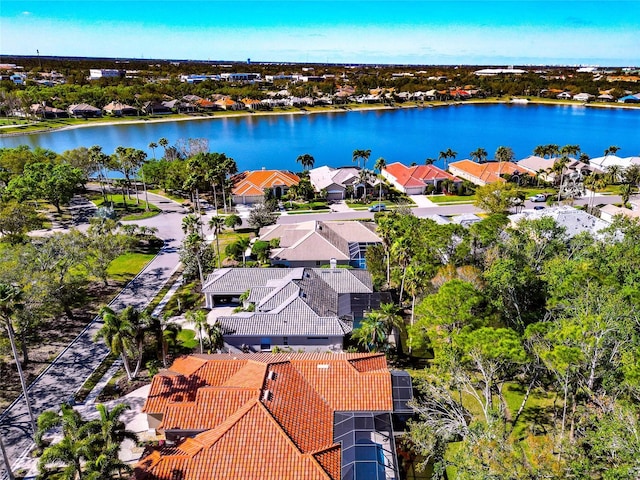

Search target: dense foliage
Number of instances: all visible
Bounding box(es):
[368,210,640,478]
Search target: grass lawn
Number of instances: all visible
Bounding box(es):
[177,329,199,350]
[427,194,476,204]
[162,281,203,317]
[107,252,157,283]
[91,193,161,220]
[148,188,188,204]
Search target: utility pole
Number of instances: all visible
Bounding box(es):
[36,49,41,70]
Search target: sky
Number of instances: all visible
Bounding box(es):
[2,1,639,66]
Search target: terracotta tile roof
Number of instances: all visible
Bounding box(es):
[232,170,300,196]
[135,353,395,479]
[161,387,258,430]
[449,159,533,184]
[292,358,393,411]
[262,362,334,452]
[384,162,460,187]
[313,444,342,480]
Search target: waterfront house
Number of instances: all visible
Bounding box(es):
[259,220,382,268]
[308,166,367,200]
[142,101,172,115]
[30,103,68,119]
[67,103,102,118]
[618,94,640,103]
[381,162,461,194]
[573,92,595,102]
[231,169,300,204]
[135,352,412,480]
[214,97,243,110]
[202,267,384,351]
[556,92,572,100]
[103,101,138,116]
[448,160,531,186]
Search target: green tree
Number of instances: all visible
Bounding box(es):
[0,201,43,244]
[7,162,84,213]
[352,148,371,169]
[37,403,99,479]
[474,182,521,214]
[351,311,388,352]
[469,147,488,163]
[224,213,242,231]
[494,145,515,164]
[208,215,225,268]
[185,308,208,354]
[248,203,277,230]
[295,153,315,171]
[374,156,387,204]
[94,306,138,381]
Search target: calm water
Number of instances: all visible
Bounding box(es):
[2,104,639,171]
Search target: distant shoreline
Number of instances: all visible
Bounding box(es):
[1,98,638,139]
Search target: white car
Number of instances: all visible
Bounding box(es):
[529,193,548,202]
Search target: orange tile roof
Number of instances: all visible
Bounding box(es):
[384,162,459,187]
[134,353,394,480]
[232,170,300,196]
[449,159,533,184]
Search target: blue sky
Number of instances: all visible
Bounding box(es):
[2,1,639,65]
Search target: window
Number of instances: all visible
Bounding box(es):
[260,338,271,351]
[283,337,289,346]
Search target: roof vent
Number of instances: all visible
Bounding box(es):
[317,364,330,370]
[262,389,272,401]
[267,371,277,381]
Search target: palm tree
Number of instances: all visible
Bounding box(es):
[208,215,225,268]
[606,164,623,184]
[352,149,372,169]
[604,145,620,157]
[186,309,208,354]
[470,147,488,163]
[374,157,387,204]
[37,403,98,479]
[352,311,388,352]
[533,145,547,158]
[620,183,633,207]
[553,156,570,201]
[424,158,436,165]
[205,322,224,353]
[438,148,457,170]
[182,213,202,235]
[148,142,158,160]
[94,306,136,381]
[560,144,580,158]
[94,403,137,451]
[494,146,515,164]
[158,137,169,157]
[296,153,315,171]
[183,232,206,286]
[0,284,37,439]
[84,445,132,480]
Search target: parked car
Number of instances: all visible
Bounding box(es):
[369,203,386,212]
[529,193,548,202]
[533,205,546,210]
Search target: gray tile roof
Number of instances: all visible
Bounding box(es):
[217,315,350,336]
[205,267,372,339]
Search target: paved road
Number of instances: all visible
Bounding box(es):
[0,192,186,475]
[276,195,622,224]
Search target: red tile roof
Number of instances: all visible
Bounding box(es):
[135,353,393,480]
[384,162,460,187]
[448,159,533,184]
[232,170,300,196]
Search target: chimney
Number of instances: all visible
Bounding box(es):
[330,258,337,270]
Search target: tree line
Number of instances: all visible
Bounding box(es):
[361,210,640,478]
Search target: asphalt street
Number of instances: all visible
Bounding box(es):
[0,192,186,475]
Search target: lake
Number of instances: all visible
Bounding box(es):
[1,104,639,171]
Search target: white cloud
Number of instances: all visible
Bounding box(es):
[21,11,31,16]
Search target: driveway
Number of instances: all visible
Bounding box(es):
[408,194,438,208]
